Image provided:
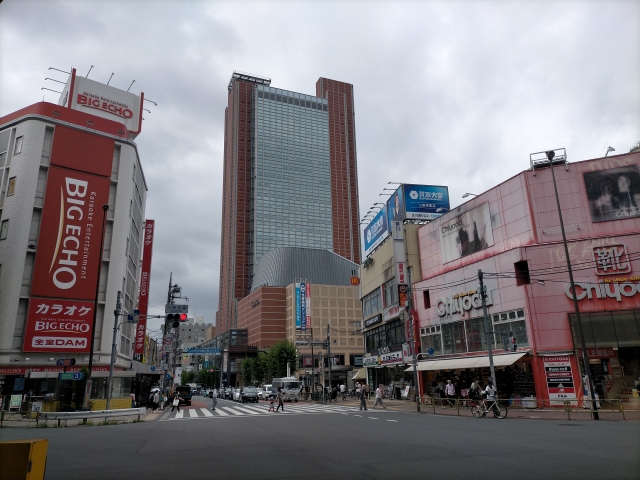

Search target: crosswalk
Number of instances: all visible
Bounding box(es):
[162,403,369,421]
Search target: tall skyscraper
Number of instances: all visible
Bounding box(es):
[217,72,360,332]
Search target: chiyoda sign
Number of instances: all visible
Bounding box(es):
[436,288,493,317]
[565,279,640,302]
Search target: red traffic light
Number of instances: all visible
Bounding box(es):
[178,313,187,321]
[166,313,188,321]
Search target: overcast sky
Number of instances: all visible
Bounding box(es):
[1,0,639,335]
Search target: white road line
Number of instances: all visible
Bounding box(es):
[175,410,184,419]
[236,405,266,414]
[354,415,362,417]
[233,406,263,415]
[188,409,198,418]
[369,417,378,420]
[200,408,213,417]
[218,406,246,416]
[214,408,229,416]
[386,420,398,422]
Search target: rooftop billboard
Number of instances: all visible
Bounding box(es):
[403,184,449,220]
[364,206,389,257]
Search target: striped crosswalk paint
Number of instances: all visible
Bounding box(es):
[163,403,378,421]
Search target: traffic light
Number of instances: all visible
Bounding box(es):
[166,313,187,328]
[322,341,328,350]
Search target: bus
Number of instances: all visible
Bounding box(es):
[271,377,301,402]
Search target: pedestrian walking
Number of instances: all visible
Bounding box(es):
[152,391,160,412]
[437,379,445,399]
[445,380,456,399]
[129,391,136,408]
[359,384,368,411]
[211,388,218,410]
[373,384,386,409]
[268,398,275,412]
[339,383,346,400]
[276,388,284,412]
[171,394,181,413]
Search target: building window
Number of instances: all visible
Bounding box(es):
[383,278,398,308]
[423,290,431,309]
[6,177,16,196]
[362,288,382,317]
[515,261,530,286]
[14,136,23,155]
[0,219,8,240]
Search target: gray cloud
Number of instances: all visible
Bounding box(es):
[1,0,638,333]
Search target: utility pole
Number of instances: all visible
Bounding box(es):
[407,267,420,412]
[546,150,599,419]
[327,323,332,397]
[478,270,496,389]
[106,291,122,410]
[310,328,314,394]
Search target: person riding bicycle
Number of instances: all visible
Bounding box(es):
[483,381,498,416]
[469,378,481,403]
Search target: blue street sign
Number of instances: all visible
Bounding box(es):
[184,348,220,354]
[150,366,156,371]
[428,348,435,355]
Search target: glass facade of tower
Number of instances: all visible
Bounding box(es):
[250,85,333,275]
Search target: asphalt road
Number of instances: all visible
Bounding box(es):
[0,396,638,480]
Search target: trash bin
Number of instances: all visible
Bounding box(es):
[0,438,48,480]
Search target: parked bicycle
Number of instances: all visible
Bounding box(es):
[471,398,508,419]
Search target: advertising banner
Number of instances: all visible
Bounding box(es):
[30,166,111,300]
[134,220,155,359]
[386,186,405,224]
[543,355,577,404]
[363,355,379,367]
[440,202,494,264]
[223,352,229,373]
[364,206,389,257]
[23,298,95,352]
[295,283,301,329]
[380,351,403,365]
[403,184,449,220]
[305,282,311,329]
[300,282,306,331]
[303,356,313,367]
[583,165,640,222]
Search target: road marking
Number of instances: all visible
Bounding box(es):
[200,409,213,417]
[188,409,198,418]
[386,420,397,422]
[354,415,362,417]
[369,417,378,420]
[214,408,229,416]
[218,407,246,416]
[175,410,183,419]
[233,405,262,415]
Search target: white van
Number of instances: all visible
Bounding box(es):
[260,384,277,400]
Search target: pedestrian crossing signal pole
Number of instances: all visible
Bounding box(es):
[326,324,332,395]
[478,270,496,390]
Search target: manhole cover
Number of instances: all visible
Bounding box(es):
[557,423,585,426]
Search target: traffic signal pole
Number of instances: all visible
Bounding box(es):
[106,291,122,410]
[327,323,332,396]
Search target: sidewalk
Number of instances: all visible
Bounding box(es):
[322,396,640,421]
[0,407,163,429]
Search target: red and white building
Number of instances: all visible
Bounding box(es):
[414,152,640,407]
[0,69,153,407]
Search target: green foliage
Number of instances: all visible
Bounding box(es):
[196,368,219,387]
[268,340,298,378]
[630,141,640,153]
[240,358,257,385]
[181,370,195,385]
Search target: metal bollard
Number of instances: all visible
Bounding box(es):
[456,398,460,416]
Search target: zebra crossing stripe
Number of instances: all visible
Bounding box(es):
[234,405,267,414]
[188,409,198,418]
[213,408,229,416]
[218,406,246,416]
[231,405,262,415]
[201,408,213,417]
[175,410,184,419]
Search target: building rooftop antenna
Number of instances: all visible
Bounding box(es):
[86,65,94,78]
[127,80,135,92]
[107,72,114,85]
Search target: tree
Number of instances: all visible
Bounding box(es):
[181,370,195,385]
[240,358,257,385]
[267,340,298,379]
[630,141,640,153]
[196,368,219,388]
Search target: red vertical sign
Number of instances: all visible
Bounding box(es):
[134,220,155,357]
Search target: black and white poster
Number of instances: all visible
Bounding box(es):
[584,165,640,222]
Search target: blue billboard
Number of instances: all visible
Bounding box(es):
[300,282,306,331]
[403,184,450,220]
[295,283,301,329]
[364,206,390,257]
[387,186,405,225]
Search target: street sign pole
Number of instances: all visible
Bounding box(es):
[106,291,122,411]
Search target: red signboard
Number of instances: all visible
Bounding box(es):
[586,348,617,358]
[23,298,95,352]
[134,220,155,357]
[30,166,111,300]
[49,126,114,177]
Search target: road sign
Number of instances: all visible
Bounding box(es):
[183,348,220,354]
[56,358,76,367]
[427,348,435,355]
[127,309,140,323]
[295,341,309,346]
[58,372,84,381]
[164,338,173,345]
[150,366,156,372]
[165,304,188,314]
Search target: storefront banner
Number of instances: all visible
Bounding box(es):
[0,366,113,374]
[380,351,403,365]
[364,206,389,257]
[440,202,494,264]
[353,355,364,367]
[305,282,311,329]
[543,355,577,403]
[134,220,155,358]
[295,283,301,329]
[23,298,95,352]
[403,184,449,220]
[364,314,382,328]
[363,355,380,367]
[402,343,413,363]
[383,304,401,322]
[300,282,306,331]
[30,166,112,300]
[592,244,631,275]
[584,348,617,358]
[223,352,229,373]
[583,165,640,223]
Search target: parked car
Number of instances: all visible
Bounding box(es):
[261,384,277,400]
[224,387,233,400]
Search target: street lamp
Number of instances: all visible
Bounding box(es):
[462,193,478,198]
[605,146,615,157]
[436,207,450,213]
[543,148,599,420]
[84,204,109,410]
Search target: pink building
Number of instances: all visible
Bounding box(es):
[414,152,640,406]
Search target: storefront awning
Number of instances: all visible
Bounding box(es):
[352,369,367,380]
[29,370,136,379]
[405,352,529,372]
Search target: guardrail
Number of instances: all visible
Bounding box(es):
[418,396,631,421]
[37,407,146,427]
